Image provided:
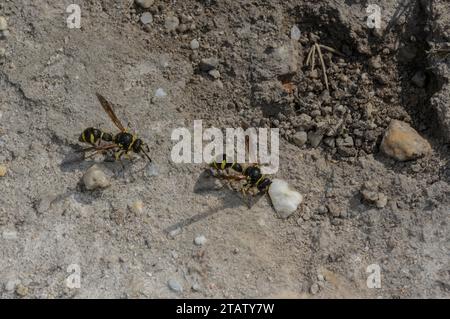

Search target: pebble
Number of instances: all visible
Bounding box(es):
[208,69,220,79]
[15,284,29,297]
[164,15,180,32]
[135,0,154,9]
[190,39,199,50]
[194,235,207,246]
[35,194,57,214]
[292,131,308,147]
[0,47,5,58]
[140,12,153,24]
[380,120,431,161]
[82,164,110,190]
[129,200,144,214]
[310,283,320,295]
[155,88,167,98]
[290,25,301,41]
[168,227,182,238]
[268,179,303,219]
[0,164,7,177]
[168,279,183,293]
[5,279,20,292]
[0,17,7,31]
[307,130,324,148]
[199,57,219,71]
[191,283,201,292]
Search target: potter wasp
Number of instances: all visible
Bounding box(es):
[210,154,272,195]
[78,93,152,162]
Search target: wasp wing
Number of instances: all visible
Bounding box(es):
[96,93,126,132]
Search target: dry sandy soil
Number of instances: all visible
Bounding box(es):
[0,0,449,298]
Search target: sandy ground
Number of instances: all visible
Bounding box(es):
[0,0,449,298]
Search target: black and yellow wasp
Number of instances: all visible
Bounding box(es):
[78,93,152,162]
[210,154,272,195]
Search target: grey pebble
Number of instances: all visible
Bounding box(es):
[140,12,153,24]
[190,39,199,50]
[199,57,219,72]
[165,16,180,32]
[310,282,320,295]
[168,279,183,293]
[208,69,220,79]
[292,131,308,147]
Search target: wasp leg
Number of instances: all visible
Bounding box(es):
[114,150,127,169]
[240,184,253,208]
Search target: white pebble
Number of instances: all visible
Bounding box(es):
[82,164,110,190]
[0,17,7,31]
[140,12,153,24]
[290,25,301,40]
[268,179,303,218]
[194,235,207,246]
[155,88,167,98]
[190,39,199,50]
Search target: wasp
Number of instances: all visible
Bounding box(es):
[79,93,152,162]
[210,154,272,195]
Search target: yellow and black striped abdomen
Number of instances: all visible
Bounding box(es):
[79,127,113,145]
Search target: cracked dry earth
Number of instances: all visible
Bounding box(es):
[0,1,449,298]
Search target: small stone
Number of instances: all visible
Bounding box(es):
[2,230,17,240]
[290,25,301,41]
[140,12,153,24]
[369,56,382,69]
[0,17,7,31]
[327,203,342,218]
[199,57,219,72]
[35,194,57,214]
[135,0,154,9]
[129,200,144,214]
[5,279,20,292]
[191,283,201,291]
[164,15,180,32]
[168,279,183,293]
[145,162,159,176]
[190,39,200,50]
[268,179,303,219]
[208,69,220,79]
[375,193,388,208]
[194,235,207,246]
[322,137,335,148]
[155,88,167,98]
[308,130,324,148]
[292,131,308,147]
[15,284,29,297]
[168,227,182,238]
[380,120,431,161]
[310,283,320,295]
[0,30,9,39]
[82,164,110,190]
[0,164,7,177]
[0,47,6,58]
